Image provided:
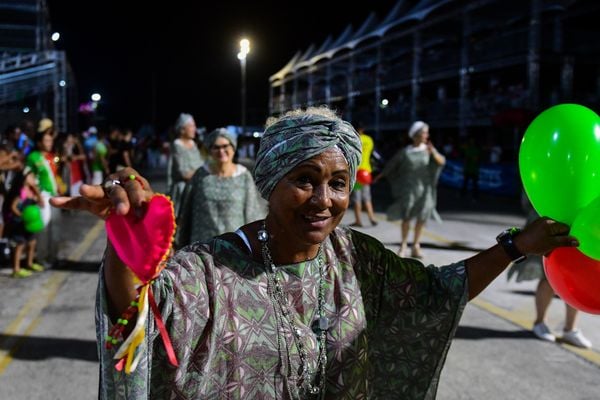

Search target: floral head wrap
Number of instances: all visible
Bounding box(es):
[254,112,362,200]
[205,128,237,151]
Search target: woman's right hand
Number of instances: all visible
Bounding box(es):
[49,167,154,219]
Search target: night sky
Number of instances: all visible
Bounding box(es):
[47,1,398,133]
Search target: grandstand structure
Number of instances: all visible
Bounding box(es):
[269,0,600,155]
[0,0,75,133]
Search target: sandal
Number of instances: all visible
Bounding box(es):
[28,262,45,272]
[411,246,424,259]
[397,243,408,258]
[12,269,32,278]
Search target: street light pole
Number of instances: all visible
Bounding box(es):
[238,38,250,135]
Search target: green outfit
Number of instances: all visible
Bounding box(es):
[96,226,468,399]
[91,141,108,172]
[26,151,57,195]
[176,164,266,246]
[382,144,444,221]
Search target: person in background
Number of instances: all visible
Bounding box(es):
[16,120,36,157]
[60,132,87,197]
[175,128,265,247]
[50,106,576,399]
[167,113,205,216]
[3,168,44,278]
[0,145,23,247]
[26,128,61,226]
[374,121,445,258]
[349,123,377,227]
[90,130,110,186]
[107,126,122,173]
[508,192,592,348]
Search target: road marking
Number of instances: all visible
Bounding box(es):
[472,297,600,367]
[0,219,104,375]
[0,272,67,373]
[68,219,105,262]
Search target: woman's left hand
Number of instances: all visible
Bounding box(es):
[514,217,579,256]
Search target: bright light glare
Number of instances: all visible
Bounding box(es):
[381,98,389,106]
[240,38,250,52]
[59,80,66,87]
[23,107,30,113]
[51,32,60,41]
[91,93,101,102]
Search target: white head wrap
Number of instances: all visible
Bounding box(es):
[175,113,194,132]
[408,121,427,139]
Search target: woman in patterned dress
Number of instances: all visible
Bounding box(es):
[374,121,445,259]
[166,113,205,216]
[175,128,265,247]
[51,107,577,400]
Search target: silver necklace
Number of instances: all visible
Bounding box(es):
[257,222,328,399]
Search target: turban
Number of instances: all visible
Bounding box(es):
[408,121,427,139]
[254,113,362,200]
[205,128,237,150]
[175,113,194,132]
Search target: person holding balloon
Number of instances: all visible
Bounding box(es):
[3,167,45,278]
[508,193,592,348]
[374,121,445,258]
[518,102,600,338]
[349,123,378,227]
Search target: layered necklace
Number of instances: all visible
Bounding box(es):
[257,221,329,399]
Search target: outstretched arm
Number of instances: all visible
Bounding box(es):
[466,217,578,300]
[49,168,153,319]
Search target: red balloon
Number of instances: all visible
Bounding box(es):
[543,247,600,314]
[356,169,372,185]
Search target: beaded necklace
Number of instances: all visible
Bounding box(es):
[257,222,328,399]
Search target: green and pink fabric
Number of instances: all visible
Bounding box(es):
[26,150,57,195]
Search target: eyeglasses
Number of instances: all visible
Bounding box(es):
[210,143,232,151]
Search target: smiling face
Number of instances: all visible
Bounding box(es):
[266,147,351,257]
[209,136,235,165]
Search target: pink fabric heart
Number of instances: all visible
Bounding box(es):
[106,194,175,283]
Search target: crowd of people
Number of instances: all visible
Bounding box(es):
[0,118,139,278]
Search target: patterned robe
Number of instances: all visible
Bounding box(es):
[167,139,205,216]
[175,164,266,247]
[382,145,444,222]
[97,226,468,399]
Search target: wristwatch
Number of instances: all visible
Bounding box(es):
[496,227,527,263]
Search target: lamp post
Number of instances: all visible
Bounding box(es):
[237,38,250,135]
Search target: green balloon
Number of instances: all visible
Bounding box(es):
[519,104,600,224]
[353,182,363,191]
[571,196,600,261]
[22,204,44,233]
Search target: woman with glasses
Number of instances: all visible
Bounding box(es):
[175,128,265,247]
